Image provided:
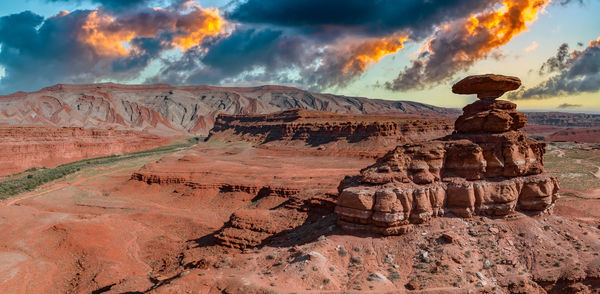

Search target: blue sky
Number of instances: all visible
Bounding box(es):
[0,0,598,111]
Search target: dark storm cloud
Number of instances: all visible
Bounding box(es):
[203,29,290,77]
[111,36,171,73]
[508,38,600,99]
[0,4,226,94]
[0,11,44,51]
[0,10,103,93]
[539,43,573,74]
[152,0,500,90]
[149,28,317,86]
[229,0,498,39]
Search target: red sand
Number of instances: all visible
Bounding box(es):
[0,139,598,293]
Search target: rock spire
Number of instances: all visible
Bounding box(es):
[335,74,559,235]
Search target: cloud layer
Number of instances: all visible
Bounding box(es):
[229,0,497,39]
[0,0,588,98]
[0,3,227,93]
[508,37,600,99]
[385,0,551,91]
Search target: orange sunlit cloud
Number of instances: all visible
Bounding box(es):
[463,0,550,56]
[80,10,136,57]
[77,6,227,57]
[310,35,408,89]
[173,7,225,50]
[341,35,408,74]
[387,0,551,91]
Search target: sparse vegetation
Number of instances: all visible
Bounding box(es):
[545,143,600,195]
[350,256,361,265]
[413,263,425,269]
[0,137,201,199]
[483,260,492,269]
[389,271,401,280]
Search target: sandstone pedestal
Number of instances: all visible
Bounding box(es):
[335,74,559,235]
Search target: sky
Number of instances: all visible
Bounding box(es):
[0,0,598,111]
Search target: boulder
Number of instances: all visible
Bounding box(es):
[337,187,376,210]
[215,209,308,248]
[452,74,521,99]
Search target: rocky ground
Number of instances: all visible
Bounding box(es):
[0,138,598,293]
[0,79,599,293]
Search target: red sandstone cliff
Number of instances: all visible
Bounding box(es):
[207,109,454,158]
[210,109,453,143]
[0,126,170,176]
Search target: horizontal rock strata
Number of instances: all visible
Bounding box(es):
[215,209,308,248]
[131,172,300,198]
[209,109,453,145]
[336,75,559,235]
[0,126,169,176]
[336,175,559,235]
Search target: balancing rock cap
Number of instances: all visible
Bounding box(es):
[452,74,521,100]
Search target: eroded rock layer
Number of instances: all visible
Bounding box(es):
[129,144,370,248]
[214,193,337,249]
[336,79,559,235]
[208,109,454,158]
[337,174,559,235]
[210,109,453,144]
[0,126,170,176]
[215,209,308,248]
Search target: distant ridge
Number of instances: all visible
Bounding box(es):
[0,83,459,136]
